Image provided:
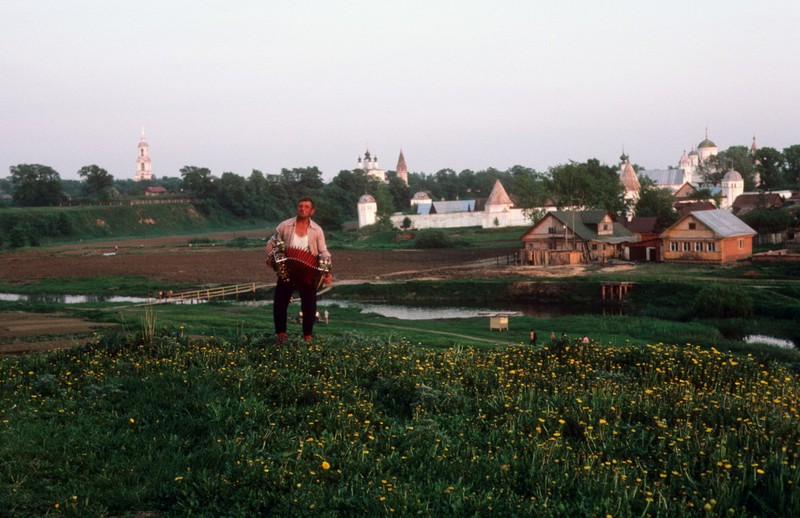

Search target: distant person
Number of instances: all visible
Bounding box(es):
[529,328,537,346]
[324,310,329,324]
[266,197,332,343]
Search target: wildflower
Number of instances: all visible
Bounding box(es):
[322,461,331,470]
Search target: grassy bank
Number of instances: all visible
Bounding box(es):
[0,203,266,248]
[1,331,798,515]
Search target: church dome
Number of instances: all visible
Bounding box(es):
[358,194,376,204]
[698,138,716,149]
[412,191,431,201]
[723,169,743,182]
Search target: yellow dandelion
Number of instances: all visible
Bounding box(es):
[322,461,331,470]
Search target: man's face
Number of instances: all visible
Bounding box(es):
[296,200,315,218]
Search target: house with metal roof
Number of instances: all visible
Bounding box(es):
[659,209,756,264]
[520,210,636,265]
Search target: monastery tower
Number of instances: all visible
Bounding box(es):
[395,150,409,186]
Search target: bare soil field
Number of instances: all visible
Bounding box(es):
[0,230,518,286]
[1,229,608,284]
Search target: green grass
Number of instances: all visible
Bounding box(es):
[1,331,798,515]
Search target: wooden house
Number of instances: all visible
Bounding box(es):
[623,216,662,262]
[144,186,167,196]
[520,210,635,265]
[659,209,756,264]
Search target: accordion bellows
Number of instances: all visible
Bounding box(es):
[269,237,331,288]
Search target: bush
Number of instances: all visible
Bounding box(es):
[693,284,754,320]
[415,230,455,249]
[8,225,28,248]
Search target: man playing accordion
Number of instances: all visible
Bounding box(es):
[266,197,332,343]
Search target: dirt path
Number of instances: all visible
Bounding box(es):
[338,320,516,345]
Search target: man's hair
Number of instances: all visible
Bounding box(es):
[298,196,315,209]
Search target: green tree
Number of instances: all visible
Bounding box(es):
[216,172,250,217]
[696,156,724,186]
[180,166,216,198]
[739,208,792,234]
[686,187,722,208]
[9,164,65,206]
[754,147,786,190]
[782,144,800,188]
[281,166,324,194]
[78,164,115,202]
[507,165,546,217]
[374,184,395,229]
[634,179,680,229]
[546,159,626,214]
[386,174,411,213]
[716,146,756,190]
[433,169,459,200]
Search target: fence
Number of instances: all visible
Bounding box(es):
[156,282,271,304]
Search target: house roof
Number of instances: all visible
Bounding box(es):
[428,200,476,214]
[677,201,716,217]
[549,210,635,243]
[639,168,685,187]
[485,180,513,206]
[661,209,756,238]
[625,216,660,234]
[674,183,697,198]
[732,193,784,210]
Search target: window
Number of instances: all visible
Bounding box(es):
[688,223,696,230]
[683,242,691,252]
[739,239,744,249]
[670,241,679,252]
[695,242,703,252]
[706,242,716,252]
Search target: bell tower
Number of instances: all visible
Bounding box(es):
[135,129,154,181]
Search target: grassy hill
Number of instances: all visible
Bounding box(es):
[1,331,798,515]
[0,202,264,247]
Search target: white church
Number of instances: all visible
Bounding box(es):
[621,133,753,211]
[134,129,154,181]
[358,177,531,230]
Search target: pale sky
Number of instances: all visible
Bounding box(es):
[2,1,799,182]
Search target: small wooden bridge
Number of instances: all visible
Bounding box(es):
[153,282,273,304]
[148,283,335,305]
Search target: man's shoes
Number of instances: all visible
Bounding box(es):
[276,332,286,344]
[304,335,312,342]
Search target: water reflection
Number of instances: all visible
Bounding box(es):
[0,293,149,304]
[744,334,796,349]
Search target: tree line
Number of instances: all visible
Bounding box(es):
[2,143,799,233]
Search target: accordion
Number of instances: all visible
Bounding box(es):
[268,234,332,288]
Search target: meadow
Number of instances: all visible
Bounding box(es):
[1,327,798,516]
[2,224,800,515]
